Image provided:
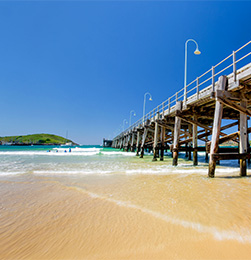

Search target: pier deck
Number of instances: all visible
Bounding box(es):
[112,41,251,177]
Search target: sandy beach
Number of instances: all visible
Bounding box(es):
[1,176,251,260]
[1,147,251,259]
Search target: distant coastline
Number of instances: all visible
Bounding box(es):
[0,133,78,146]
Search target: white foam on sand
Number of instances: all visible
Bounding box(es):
[83,190,251,244]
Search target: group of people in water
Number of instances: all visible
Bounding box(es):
[47,148,72,153]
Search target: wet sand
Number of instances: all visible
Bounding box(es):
[1,173,251,260]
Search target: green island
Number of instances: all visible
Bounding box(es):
[0,134,78,146]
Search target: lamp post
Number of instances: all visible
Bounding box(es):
[143,92,152,124]
[184,39,201,102]
[129,110,136,126]
[123,119,128,131]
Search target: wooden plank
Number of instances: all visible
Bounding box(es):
[208,75,228,178]
[216,89,241,101]
[216,89,251,102]
[145,126,155,133]
[192,147,240,153]
[176,111,211,131]
[213,153,250,160]
[178,146,206,152]
[220,121,238,131]
[176,112,228,137]
[207,127,251,149]
[218,147,239,153]
[217,95,251,117]
[209,131,239,145]
[179,132,207,145]
[156,120,174,131]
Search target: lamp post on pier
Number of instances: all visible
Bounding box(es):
[123,119,128,132]
[142,92,152,125]
[184,39,201,102]
[129,110,136,127]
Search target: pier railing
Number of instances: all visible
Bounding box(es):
[114,40,251,140]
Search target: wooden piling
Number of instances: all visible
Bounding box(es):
[120,137,124,150]
[130,133,134,152]
[185,129,189,158]
[239,101,248,176]
[173,101,182,166]
[188,124,192,160]
[208,75,228,178]
[160,126,165,161]
[140,128,148,158]
[136,131,141,156]
[193,116,198,166]
[126,134,130,152]
[248,130,251,164]
[152,122,159,161]
[205,129,209,161]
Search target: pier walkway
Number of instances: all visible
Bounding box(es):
[112,41,251,177]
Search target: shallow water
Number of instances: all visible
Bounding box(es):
[1,146,251,259]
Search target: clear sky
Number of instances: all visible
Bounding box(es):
[0,0,250,145]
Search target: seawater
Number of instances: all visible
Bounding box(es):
[1,145,251,259]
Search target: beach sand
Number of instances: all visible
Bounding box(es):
[1,173,251,260]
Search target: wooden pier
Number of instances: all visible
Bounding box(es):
[112,41,251,177]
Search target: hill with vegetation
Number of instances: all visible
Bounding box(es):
[0,134,78,146]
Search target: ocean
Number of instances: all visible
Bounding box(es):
[1,145,251,259]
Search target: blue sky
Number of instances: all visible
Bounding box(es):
[0,1,250,144]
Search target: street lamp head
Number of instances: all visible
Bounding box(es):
[134,113,136,116]
[194,48,201,55]
[149,97,152,101]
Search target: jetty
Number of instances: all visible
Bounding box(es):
[112,41,251,177]
[103,138,113,148]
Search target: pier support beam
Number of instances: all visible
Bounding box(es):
[239,101,248,176]
[185,129,189,158]
[205,129,209,161]
[122,136,126,151]
[140,128,148,158]
[126,134,130,152]
[136,131,141,156]
[153,122,159,161]
[193,116,198,166]
[130,133,135,152]
[208,75,228,178]
[160,126,165,161]
[120,138,124,150]
[188,124,192,160]
[173,101,182,166]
